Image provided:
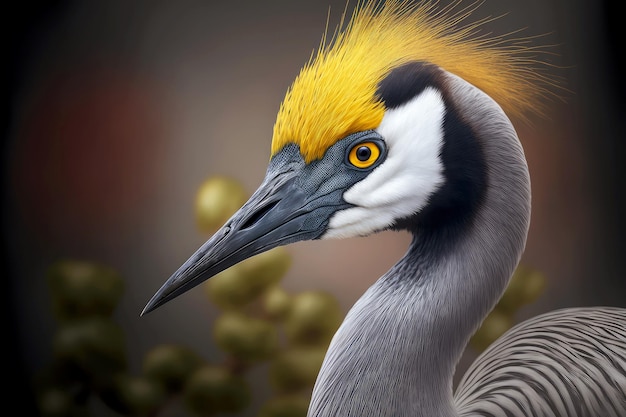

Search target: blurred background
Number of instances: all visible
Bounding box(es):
[3,0,624,415]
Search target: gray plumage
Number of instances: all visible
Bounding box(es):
[307,71,626,417]
[456,307,626,417]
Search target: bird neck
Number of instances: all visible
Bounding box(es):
[308,74,530,417]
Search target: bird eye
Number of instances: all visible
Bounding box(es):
[348,141,381,169]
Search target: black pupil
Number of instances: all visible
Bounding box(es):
[356,146,372,161]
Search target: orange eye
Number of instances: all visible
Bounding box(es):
[348,142,381,169]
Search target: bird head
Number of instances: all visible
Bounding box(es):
[142,0,555,315]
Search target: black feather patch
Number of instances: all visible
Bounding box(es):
[376,61,443,109]
[383,62,488,251]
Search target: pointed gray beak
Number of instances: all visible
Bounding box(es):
[141,146,348,315]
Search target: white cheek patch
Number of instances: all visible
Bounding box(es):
[324,87,446,239]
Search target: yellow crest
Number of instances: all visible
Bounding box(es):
[271,0,559,163]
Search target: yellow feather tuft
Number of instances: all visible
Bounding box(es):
[271,0,561,163]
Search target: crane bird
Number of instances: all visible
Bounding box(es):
[142,1,626,415]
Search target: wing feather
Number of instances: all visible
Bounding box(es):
[455,307,626,417]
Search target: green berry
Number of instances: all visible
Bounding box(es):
[183,366,251,415]
[520,268,546,304]
[52,317,127,384]
[205,247,291,309]
[47,260,124,320]
[498,265,546,313]
[258,395,310,417]
[213,312,279,361]
[470,309,514,352]
[263,286,293,321]
[142,344,204,393]
[284,291,343,347]
[99,374,165,416]
[269,347,326,393]
[195,176,248,234]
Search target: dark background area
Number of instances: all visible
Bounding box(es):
[3,0,624,415]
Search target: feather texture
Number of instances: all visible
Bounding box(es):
[271,0,558,163]
[455,307,626,417]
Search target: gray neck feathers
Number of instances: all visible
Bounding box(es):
[308,73,531,417]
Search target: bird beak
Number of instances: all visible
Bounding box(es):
[141,157,338,315]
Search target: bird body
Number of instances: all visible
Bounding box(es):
[143,1,626,416]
